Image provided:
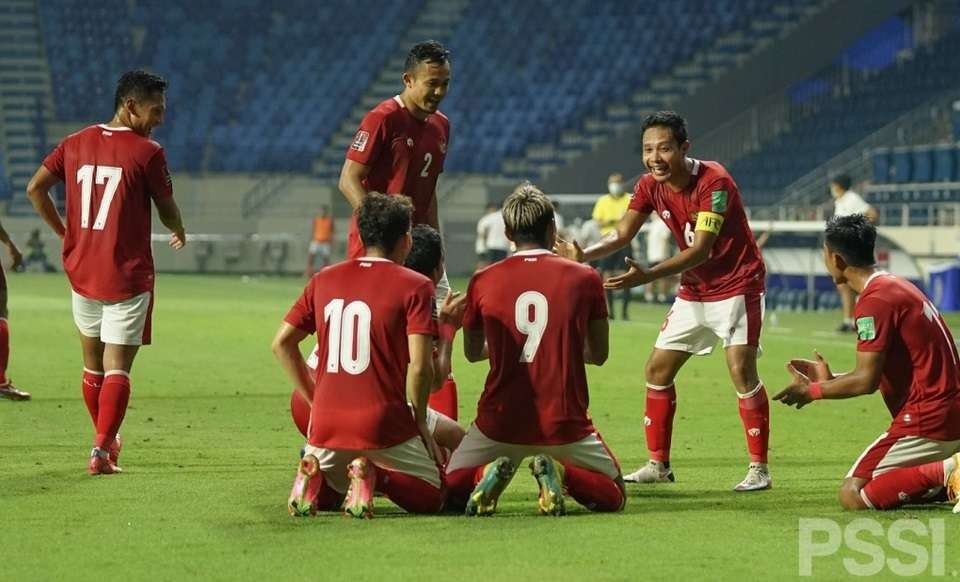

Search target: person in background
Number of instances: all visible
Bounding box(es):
[475,201,508,269]
[829,174,877,333]
[592,173,633,320]
[306,205,333,276]
[22,228,55,273]
[643,214,675,303]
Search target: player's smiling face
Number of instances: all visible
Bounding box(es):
[642,126,689,183]
[403,61,451,117]
[125,93,166,137]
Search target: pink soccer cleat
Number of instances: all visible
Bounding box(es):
[288,454,324,517]
[343,457,376,519]
[0,383,30,401]
[88,449,122,475]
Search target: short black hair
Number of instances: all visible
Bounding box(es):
[830,174,853,191]
[825,214,876,268]
[404,224,443,277]
[114,69,167,111]
[640,110,688,146]
[357,193,412,253]
[404,40,450,73]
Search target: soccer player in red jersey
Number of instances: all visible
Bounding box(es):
[775,215,960,511]
[445,183,625,516]
[0,219,26,401]
[277,194,446,518]
[556,111,771,491]
[26,70,187,475]
[338,40,459,419]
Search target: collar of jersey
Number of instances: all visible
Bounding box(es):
[356,256,391,263]
[98,124,133,131]
[862,270,889,292]
[513,249,553,257]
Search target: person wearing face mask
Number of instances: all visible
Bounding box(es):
[591,173,633,320]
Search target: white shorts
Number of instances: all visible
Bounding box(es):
[847,432,960,480]
[655,294,764,355]
[308,241,331,257]
[445,424,622,479]
[303,436,442,494]
[72,290,154,346]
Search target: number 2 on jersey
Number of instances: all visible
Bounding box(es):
[515,291,548,362]
[420,152,433,177]
[76,164,123,230]
[324,299,372,374]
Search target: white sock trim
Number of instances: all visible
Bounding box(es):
[737,382,764,400]
[104,370,131,378]
[859,488,876,509]
[646,383,675,391]
[84,368,105,376]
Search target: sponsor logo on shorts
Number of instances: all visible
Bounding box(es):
[351,130,370,152]
[856,316,876,340]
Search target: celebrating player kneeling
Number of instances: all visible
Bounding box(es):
[274,194,446,518]
[555,111,770,491]
[445,183,625,516]
[775,215,960,512]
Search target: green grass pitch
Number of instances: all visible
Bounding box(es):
[2,273,958,580]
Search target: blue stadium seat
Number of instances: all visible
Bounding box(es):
[932,144,957,182]
[911,145,933,183]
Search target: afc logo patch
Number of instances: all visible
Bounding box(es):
[351,130,370,152]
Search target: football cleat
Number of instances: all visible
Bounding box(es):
[465,456,516,517]
[343,457,376,519]
[623,461,675,484]
[734,463,772,492]
[530,454,566,516]
[0,383,30,401]
[946,453,960,514]
[288,454,323,517]
[109,434,122,465]
[87,449,122,475]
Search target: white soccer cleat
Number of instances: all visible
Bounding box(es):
[946,453,960,514]
[623,461,675,484]
[734,463,772,492]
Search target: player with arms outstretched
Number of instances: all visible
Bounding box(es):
[0,219,25,401]
[445,183,625,516]
[277,194,445,518]
[26,70,186,475]
[556,111,771,491]
[775,214,960,511]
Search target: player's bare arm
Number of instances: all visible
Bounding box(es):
[0,220,23,271]
[433,291,466,390]
[605,228,717,290]
[407,333,442,461]
[774,350,885,409]
[25,166,66,240]
[271,322,315,404]
[425,192,440,231]
[583,318,609,366]
[154,196,186,249]
[556,208,647,263]
[463,327,489,362]
[338,158,371,210]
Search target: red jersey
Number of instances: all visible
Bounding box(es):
[854,272,960,441]
[463,250,608,446]
[42,124,173,301]
[284,258,437,450]
[345,96,450,259]
[629,159,765,301]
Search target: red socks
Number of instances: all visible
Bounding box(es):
[0,318,9,385]
[429,377,459,421]
[375,467,445,513]
[645,384,677,462]
[290,389,311,438]
[737,383,770,464]
[562,464,625,512]
[94,371,131,449]
[861,461,947,509]
[82,369,104,425]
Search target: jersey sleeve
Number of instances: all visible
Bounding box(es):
[284,277,319,334]
[628,179,654,214]
[345,109,388,166]
[694,176,734,234]
[42,141,66,181]
[585,268,609,320]
[854,295,895,353]
[406,279,437,336]
[144,149,174,201]
[462,274,483,330]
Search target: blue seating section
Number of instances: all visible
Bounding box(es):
[872,144,960,184]
[38,0,420,172]
[0,157,10,201]
[730,31,960,206]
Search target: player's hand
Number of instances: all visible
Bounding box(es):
[7,244,22,271]
[553,238,584,263]
[772,363,814,409]
[604,257,652,289]
[417,421,444,464]
[438,291,467,329]
[169,229,186,250]
[788,350,834,382]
